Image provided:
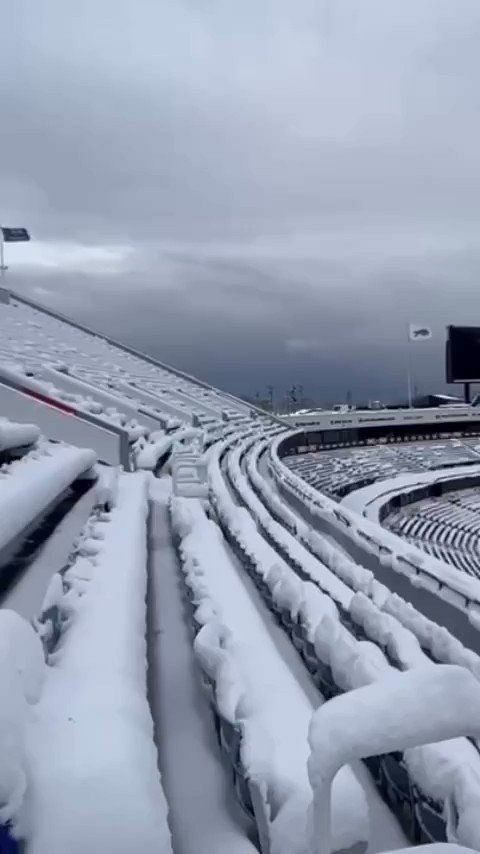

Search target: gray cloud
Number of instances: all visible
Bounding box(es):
[3,0,480,403]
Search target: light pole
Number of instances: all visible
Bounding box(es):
[266,384,274,412]
[0,226,31,290]
[0,230,7,283]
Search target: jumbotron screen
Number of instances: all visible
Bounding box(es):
[446,325,480,383]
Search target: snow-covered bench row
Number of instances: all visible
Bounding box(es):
[134,427,204,471]
[383,593,480,681]
[0,441,97,554]
[227,438,435,672]
[222,438,429,673]
[224,438,352,608]
[0,293,262,433]
[0,362,149,442]
[269,433,480,617]
[247,440,390,604]
[24,471,172,854]
[208,442,480,848]
[246,441,480,678]
[170,495,369,854]
[0,417,40,454]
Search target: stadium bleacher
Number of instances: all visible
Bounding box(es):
[3,289,480,854]
[386,488,480,578]
[285,439,480,500]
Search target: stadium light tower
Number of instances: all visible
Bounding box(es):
[0,226,31,284]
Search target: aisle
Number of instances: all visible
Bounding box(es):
[147,493,257,854]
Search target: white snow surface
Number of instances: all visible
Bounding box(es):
[93,462,119,509]
[341,466,480,520]
[0,418,40,452]
[0,440,97,551]
[148,486,257,854]
[22,472,172,854]
[135,427,203,470]
[0,611,44,827]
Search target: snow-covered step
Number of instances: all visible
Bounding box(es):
[148,486,257,854]
[25,472,172,854]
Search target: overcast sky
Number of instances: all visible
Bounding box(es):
[2,1,480,404]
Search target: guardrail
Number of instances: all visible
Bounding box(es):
[269,433,480,648]
[0,374,131,468]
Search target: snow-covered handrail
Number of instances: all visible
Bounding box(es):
[308,665,480,854]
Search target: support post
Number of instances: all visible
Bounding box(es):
[0,230,9,303]
[464,382,471,404]
[406,326,413,408]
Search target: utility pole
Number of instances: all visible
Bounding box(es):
[266,385,274,412]
[289,384,297,413]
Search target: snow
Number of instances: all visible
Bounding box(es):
[341,466,480,520]
[148,493,257,854]
[0,441,97,552]
[0,418,40,452]
[225,438,352,608]
[0,610,44,705]
[0,362,149,440]
[248,439,390,607]
[382,593,480,680]
[349,592,429,670]
[2,486,95,621]
[93,463,119,510]
[135,427,203,470]
[171,494,370,854]
[0,612,44,827]
[22,472,172,854]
